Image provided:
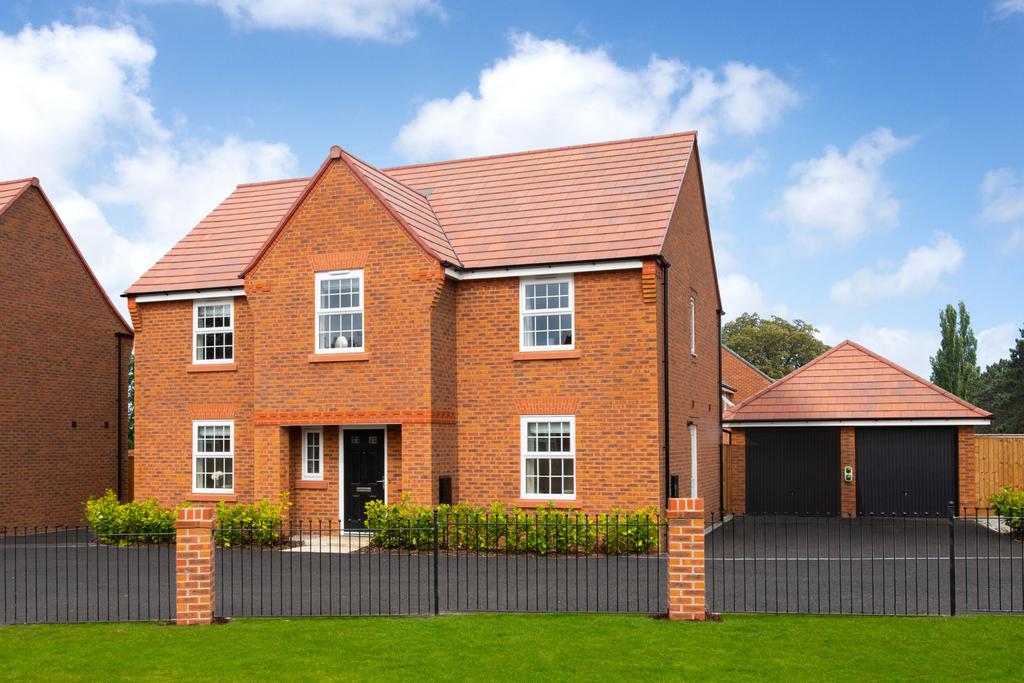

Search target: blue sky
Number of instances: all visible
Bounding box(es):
[2,0,1022,375]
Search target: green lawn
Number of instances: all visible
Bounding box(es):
[1,613,1020,681]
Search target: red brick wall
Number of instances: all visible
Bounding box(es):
[131,297,254,507]
[958,426,977,512]
[454,270,661,514]
[728,428,746,514]
[840,427,856,517]
[722,347,773,404]
[0,186,131,528]
[660,146,723,518]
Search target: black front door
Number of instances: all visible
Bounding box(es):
[343,429,385,529]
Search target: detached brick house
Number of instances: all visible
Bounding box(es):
[126,132,722,527]
[0,178,133,528]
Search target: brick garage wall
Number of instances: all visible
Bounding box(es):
[455,270,661,515]
[130,297,253,508]
[840,427,856,517]
[0,186,131,528]
[722,347,773,404]
[660,145,723,519]
[728,428,746,514]
[958,426,977,511]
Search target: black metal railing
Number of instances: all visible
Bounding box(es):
[0,526,175,624]
[705,506,1024,615]
[215,513,666,618]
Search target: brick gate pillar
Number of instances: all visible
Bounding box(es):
[174,507,215,625]
[667,497,706,621]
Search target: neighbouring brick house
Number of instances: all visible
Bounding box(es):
[125,132,722,527]
[721,345,774,445]
[0,178,133,528]
[724,340,991,517]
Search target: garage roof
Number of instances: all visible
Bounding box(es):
[723,340,991,423]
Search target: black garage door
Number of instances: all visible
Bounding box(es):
[856,427,957,516]
[746,427,840,515]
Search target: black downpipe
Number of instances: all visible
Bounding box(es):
[115,332,132,501]
[717,308,724,515]
[660,258,671,507]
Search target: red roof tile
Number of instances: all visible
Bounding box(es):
[126,132,697,295]
[723,340,991,422]
[0,178,35,216]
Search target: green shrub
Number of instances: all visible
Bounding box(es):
[365,497,660,555]
[215,495,291,547]
[84,490,176,545]
[989,486,1024,533]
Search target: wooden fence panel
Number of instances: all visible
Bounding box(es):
[975,435,1024,507]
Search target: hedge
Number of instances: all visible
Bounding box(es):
[989,486,1024,533]
[214,495,290,547]
[84,490,177,545]
[365,497,661,554]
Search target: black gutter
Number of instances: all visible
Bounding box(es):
[115,331,133,501]
[659,256,672,506]
[717,308,725,515]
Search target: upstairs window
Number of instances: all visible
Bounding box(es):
[689,295,697,356]
[302,427,323,480]
[193,299,233,363]
[315,270,364,353]
[193,420,233,493]
[521,416,576,499]
[520,276,574,351]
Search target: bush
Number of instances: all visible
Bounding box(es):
[365,497,661,555]
[989,486,1024,533]
[84,490,176,545]
[215,494,291,547]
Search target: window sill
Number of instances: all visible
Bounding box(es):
[514,498,578,509]
[295,480,328,490]
[512,350,581,361]
[187,493,237,502]
[308,352,371,363]
[187,363,237,373]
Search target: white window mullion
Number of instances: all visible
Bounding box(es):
[314,270,364,353]
[193,299,234,364]
[192,420,234,493]
[689,295,696,357]
[519,276,574,352]
[302,427,323,480]
[520,415,576,500]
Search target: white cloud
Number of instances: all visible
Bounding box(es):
[179,0,440,40]
[703,152,766,205]
[719,273,789,321]
[0,22,297,309]
[978,323,1018,368]
[829,232,964,306]
[395,33,798,162]
[772,128,915,248]
[979,168,1024,223]
[818,324,939,378]
[992,0,1024,19]
[1006,227,1024,251]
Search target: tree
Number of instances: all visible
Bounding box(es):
[976,325,1024,433]
[721,313,830,379]
[929,301,981,403]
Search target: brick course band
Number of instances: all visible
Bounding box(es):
[666,497,706,621]
[252,409,457,426]
[174,507,215,625]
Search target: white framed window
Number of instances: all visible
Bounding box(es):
[521,415,576,500]
[520,276,574,351]
[193,299,233,363]
[192,420,234,493]
[315,270,364,353]
[689,295,696,356]
[302,427,323,480]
